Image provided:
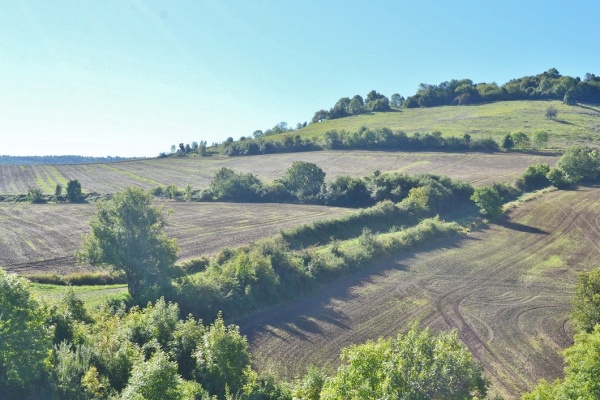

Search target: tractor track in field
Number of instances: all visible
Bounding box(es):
[238,187,600,399]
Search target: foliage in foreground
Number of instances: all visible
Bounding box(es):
[320,325,488,400]
[1,269,491,399]
[522,326,600,400]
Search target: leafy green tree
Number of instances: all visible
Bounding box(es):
[121,350,184,400]
[0,271,52,389]
[348,95,364,115]
[523,326,600,399]
[283,161,326,200]
[66,179,83,203]
[195,314,251,397]
[55,183,63,201]
[390,93,404,108]
[546,167,571,188]
[515,163,551,191]
[556,146,600,183]
[502,133,514,150]
[471,186,503,217]
[311,109,330,123]
[78,187,178,299]
[209,167,263,202]
[572,269,600,333]
[320,325,488,399]
[512,131,531,149]
[532,130,549,150]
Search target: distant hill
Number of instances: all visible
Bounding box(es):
[0,155,141,165]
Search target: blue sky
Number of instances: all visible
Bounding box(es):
[1,0,599,157]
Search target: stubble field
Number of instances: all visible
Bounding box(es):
[0,150,557,194]
[238,187,600,399]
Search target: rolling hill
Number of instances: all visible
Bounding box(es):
[266,100,600,148]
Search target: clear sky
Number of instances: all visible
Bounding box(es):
[1,0,599,157]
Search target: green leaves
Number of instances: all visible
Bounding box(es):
[0,271,52,388]
[78,187,178,299]
[321,325,488,400]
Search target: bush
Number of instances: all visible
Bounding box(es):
[471,186,503,217]
[556,146,600,183]
[208,168,264,202]
[27,187,44,203]
[66,180,83,203]
[515,163,551,191]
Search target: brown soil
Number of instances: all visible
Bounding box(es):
[236,187,600,399]
[0,202,352,275]
[0,151,558,194]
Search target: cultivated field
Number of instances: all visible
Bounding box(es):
[238,187,600,399]
[292,100,600,147]
[0,202,353,275]
[0,150,557,194]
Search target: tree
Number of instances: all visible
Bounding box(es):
[390,93,404,108]
[365,90,390,112]
[511,131,530,149]
[194,314,251,397]
[78,187,178,299]
[66,180,82,203]
[0,270,52,389]
[556,146,600,183]
[311,109,330,123]
[55,184,63,201]
[545,105,558,119]
[471,187,503,217]
[121,350,184,400]
[532,130,549,150]
[283,161,326,200]
[524,326,600,399]
[502,133,514,150]
[572,268,600,333]
[320,325,488,399]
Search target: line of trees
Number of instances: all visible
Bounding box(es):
[218,128,500,157]
[310,69,599,123]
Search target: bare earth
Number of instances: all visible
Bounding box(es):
[0,202,353,275]
[237,187,600,399]
[0,151,558,194]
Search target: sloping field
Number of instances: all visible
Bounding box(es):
[0,202,353,275]
[238,187,600,399]
[293,100,600,146]
[0,151,557,194]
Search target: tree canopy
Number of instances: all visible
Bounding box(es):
[78,187,178,299]
[320,325,488,399]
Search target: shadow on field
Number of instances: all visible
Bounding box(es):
[496,217,547,234]
[237,235,467,343]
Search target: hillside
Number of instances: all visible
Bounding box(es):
[260,100,600,148]
[238,187,600,398]
[0,150,557,195]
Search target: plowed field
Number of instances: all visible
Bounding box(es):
[238,187,600,399]
[0,151,557,194]
[0,202,352,275]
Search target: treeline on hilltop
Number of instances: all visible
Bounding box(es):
[0,155,139,165]
[311,68,600,122]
